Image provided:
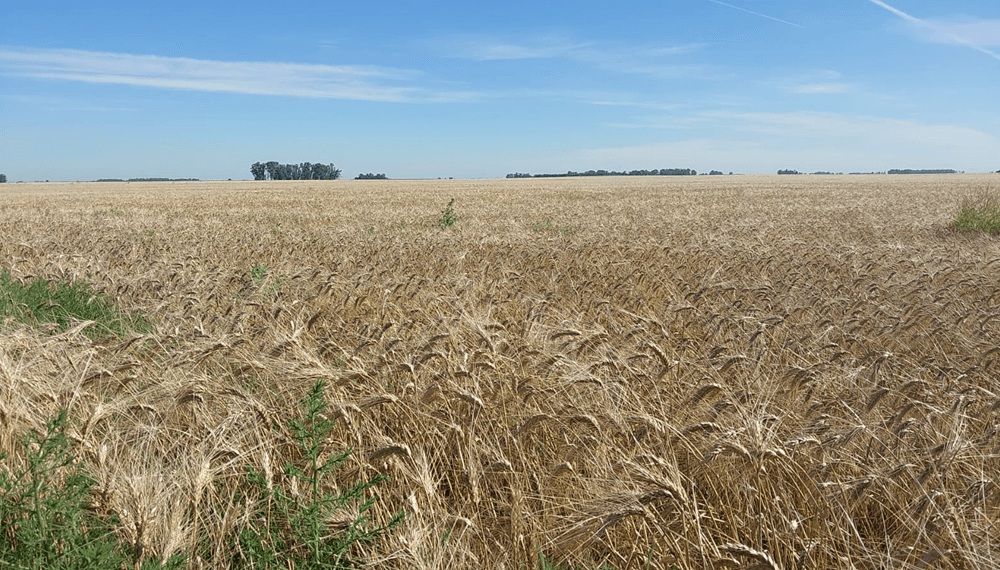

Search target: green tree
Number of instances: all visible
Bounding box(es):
[0,174,7,183]
[251,162,266,180]
[254,162,341,181]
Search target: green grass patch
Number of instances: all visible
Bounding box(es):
[953,188,1000,235]
[0,269,152,339]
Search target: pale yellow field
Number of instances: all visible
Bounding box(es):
[2,174,1000,569]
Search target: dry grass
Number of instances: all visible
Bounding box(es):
[2,174,1000,568]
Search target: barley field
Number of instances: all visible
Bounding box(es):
[2,174,1000,569]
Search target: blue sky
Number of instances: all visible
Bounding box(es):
[2,0,999,181]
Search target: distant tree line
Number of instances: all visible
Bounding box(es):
[507,168,697,179]
[0,174,6,183]
[355,173,388,180]
[95,178,200,182]
[887,169,958,175]
[129,177,199,182]
[251,162,341,181]
[777,169,801,175]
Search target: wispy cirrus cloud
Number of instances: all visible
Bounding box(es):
[868,0,1000,62]
[702,110,998,146]
[600,116,705,130]
[431,34,589,61]
[0,47,477,102]
[581,111,1000,173]
[436,35,714,79]
[922,20,1000,47]
[463,38,594,61]
[704,0,803,28]
[791,83,852,94]
[587,99,682,111]
[771,70,857,96]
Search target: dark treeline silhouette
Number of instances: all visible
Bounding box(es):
[507,168,697,179]
[0,174,6,183]
[355,173,388,180]
[777,169,801,175]
[887,169,958,175]
[251,162,341,181]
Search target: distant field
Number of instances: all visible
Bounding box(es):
[2,174,1000,569]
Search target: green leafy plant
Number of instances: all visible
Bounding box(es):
[250,264,269,286]
[530,219,557,232]
[0,269,152,339]
[953,188,1000,234]
[0,410,184,569]
[530,219,578,236]
[234,381,404,569]
[437,198,458,229]
[240,264,283,299]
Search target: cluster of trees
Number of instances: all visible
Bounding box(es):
[0,174,6,183]
[777,169,801,175]
[507,168,697,179]
[355,173,388,180]
[887,169,958,175]
[250,162,342,181]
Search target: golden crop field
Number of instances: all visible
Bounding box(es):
[2,174,1000,569]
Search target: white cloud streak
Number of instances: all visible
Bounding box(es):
[587,100,681,111]
[924,20,1000,47]
[0,48,476,102]
[439,36,714,79]
[868,0,1000,61]
[790,83,851,94]
[582,111,1000,173]
[467,41,594,61]
[704,0,803,28]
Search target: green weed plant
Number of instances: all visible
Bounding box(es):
[234,380,404,569]
[0,410,184,569]
[437,198,458,229]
